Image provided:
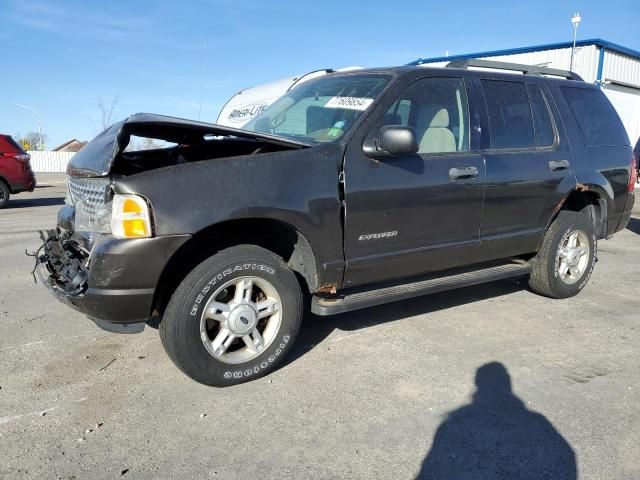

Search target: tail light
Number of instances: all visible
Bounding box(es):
[3,152,30,162]
[630,154,638,193]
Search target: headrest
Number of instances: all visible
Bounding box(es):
[429,108,450,128]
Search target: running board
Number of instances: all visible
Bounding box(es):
[311,260,531,316]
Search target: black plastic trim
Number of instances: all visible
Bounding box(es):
[312,260,531,315]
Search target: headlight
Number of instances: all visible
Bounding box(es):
[111,194,153,238]
[64,177,73,206]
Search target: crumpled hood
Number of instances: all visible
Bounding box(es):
[67,112,311,177]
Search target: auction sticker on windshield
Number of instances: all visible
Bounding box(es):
[325,96,374,111]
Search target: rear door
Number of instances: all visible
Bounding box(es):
[476,77,575,261]
[342,75,485,288]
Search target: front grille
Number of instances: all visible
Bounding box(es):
[67,176,110,217]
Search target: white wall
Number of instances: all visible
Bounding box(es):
[604,84,640,144]
[28,151,74,173]
[602,50,640,88]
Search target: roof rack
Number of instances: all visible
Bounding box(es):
[445,58,584,81]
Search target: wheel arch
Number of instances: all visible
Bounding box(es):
[0,175,10,191]
[150,217,319,319]
[546,185,608,240]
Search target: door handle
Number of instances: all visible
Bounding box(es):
[548,160,570,171]
[449,166,479,180]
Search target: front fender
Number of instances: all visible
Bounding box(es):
[112,145,344,274]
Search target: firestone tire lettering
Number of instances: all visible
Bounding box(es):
[190,263,275,316]
[223,335,291,380]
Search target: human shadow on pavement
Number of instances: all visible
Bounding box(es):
[417,362,576,480]
[626,217,640,235]
[284,277,526,367]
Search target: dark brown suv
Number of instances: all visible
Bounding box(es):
[37,60,635,386]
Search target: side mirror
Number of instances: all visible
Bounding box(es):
[363,125,418,159]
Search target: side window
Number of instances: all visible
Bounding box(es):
[527,85,555,147]
[384,99,411,126]
[482,80,534,149]
[382,78,470,154]
[561,87,629,147]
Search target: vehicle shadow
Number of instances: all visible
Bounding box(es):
[626,217,640,235]
[7,197,65,209]
[416,362,576,479]
[284,276,527,367]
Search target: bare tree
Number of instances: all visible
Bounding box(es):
[15,131,48,150]
[97,96,119,129]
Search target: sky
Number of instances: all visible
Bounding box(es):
[0,0,638,148]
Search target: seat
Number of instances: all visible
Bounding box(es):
[419,108,456,153]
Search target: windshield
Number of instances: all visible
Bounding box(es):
[243,73,391,144]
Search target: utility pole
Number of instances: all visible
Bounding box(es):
[198,38,207,121]
[569,12,581,72]
[15,103,42,150]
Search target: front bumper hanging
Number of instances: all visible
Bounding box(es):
[33,228,191,329]
[34,230,151,330]
[37,229,89,296]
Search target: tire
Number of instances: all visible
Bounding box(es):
[529,210,597,299]
[160,245,303,387]
[0,181,10,209]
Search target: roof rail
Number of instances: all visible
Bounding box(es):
[446,58,584,81]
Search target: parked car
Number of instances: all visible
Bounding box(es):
[36,60,635,386]
[0,134,36,208]
[634,137,640,183]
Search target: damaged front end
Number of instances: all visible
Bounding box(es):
[35,112,307,332]
[33,225,155,334]
[37,229,89,298]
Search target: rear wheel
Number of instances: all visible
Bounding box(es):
[529,210,596,298]
[160,245,303,386]
[0,181,10,209]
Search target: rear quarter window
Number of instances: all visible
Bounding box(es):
[0,135,26,153]
[561,87,629,147]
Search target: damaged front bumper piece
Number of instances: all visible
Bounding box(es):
[34,229,161,334]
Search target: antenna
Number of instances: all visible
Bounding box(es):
[569,12,582,72]
[198,38,207,121]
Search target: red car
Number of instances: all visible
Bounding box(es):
[0,134,36,208]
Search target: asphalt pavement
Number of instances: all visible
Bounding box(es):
[0,174,639,479]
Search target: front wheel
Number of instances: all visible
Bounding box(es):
[529,210,597,299]
[160,245,303,387]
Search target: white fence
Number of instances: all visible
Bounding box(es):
[28,151,75,173]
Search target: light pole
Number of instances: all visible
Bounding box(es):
[15,103,42,150]
[569,12,582,72]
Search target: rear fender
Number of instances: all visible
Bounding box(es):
[545,181,611,240]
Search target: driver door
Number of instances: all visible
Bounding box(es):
[342,76,485,288]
